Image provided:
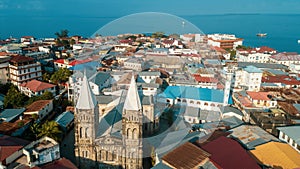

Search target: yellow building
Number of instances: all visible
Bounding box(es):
[250,142,300,169]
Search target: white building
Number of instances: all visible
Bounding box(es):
[123,57,147,71]
[207,34,243,50]
[277,126,300,153]
[159,86,230,112]
[23,137,60,168]
[269,52,300,67]
[236,46,277,63]
[289,63,300,74]
[138,71,160,83]
[0,55,10,84]
[234,65,263,92]
[24,100,53,120]
[19,79,56,97]
[8,55,42,86]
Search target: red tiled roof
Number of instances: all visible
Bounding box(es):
[193,74,218,83]
[26,100,52,112]
[257,46,276,53]
[10,55,34,63]
[54,59,65,64]
[236,94,253,107]
[0,135,30,162]
[247,91,271,101]
[21,36,34,39]
[212,46,227,53]
[119,39,132,44]
[20,80,55,92]
[162,39,174,45]
[201,136,260,169]
[270,52,300,61]
[262,75,300,85]
[54,58,92,66]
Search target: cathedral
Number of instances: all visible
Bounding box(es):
[74,73,159,169]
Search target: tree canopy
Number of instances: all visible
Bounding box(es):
[151,32,167,38]
[55,29,69,38]
[50,68,72,84]
[4,85,28,108]
[29,121,62,142]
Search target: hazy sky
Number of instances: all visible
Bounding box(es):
[1,0,300,17]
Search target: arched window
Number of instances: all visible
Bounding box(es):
[182,99,187,103]
[127,128,132,138]
[204,102,208,106]
[101,150,106,161]
[80,127,83,138]
[211,103,215,107]
[112,150,117,161]
[132,128,139,139]
[197,101,201,105]
[190,100,194,104]
[85,128,90,138]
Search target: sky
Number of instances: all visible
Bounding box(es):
[1,0,300,17]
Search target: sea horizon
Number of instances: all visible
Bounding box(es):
[1,13,300,53]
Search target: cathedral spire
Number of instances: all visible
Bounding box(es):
[76,72,97,109]
[123,73,142,111]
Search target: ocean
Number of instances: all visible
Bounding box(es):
[1,14,300,53]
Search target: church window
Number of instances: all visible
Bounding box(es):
[80,127,83,138]
[112,151,117,161]
[85,128,90,138]
[127,128,132,138]
[132,128,138,139]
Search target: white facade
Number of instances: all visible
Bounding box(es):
[289,63,300,74]
[207,34,243,49]
[234,66,262,92]
[9,63,42,86]
[24,100,53,120]
[278,130,300,153]
[23,137,60,167]
[237,52,272,63]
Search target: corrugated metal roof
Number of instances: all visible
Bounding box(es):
[277,126,300,145]
[55,111,74,129]
[250,142,300,169]
[229,125,279,150]
[162,142,210,169]
[0,108,25,122]
[159,86,225,103]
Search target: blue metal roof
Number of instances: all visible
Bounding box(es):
[277,126,300,145]
[55,111,74,129]
[293,104,300,112]
[69,61,100,71]
[244,65,263,73]
[160,86,225,103]
[0,108,25,122]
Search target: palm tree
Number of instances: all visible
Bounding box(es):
[30,122,41,140]
[38,121,62,142]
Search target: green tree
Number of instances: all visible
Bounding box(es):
[55,29,69,38]
[40,91,54,100]
[30,123,40,140]
[42,72,51,82]
[38,121,62,142]
[4,85,28,108]
[50,68,72,84]
[0,83,12,95]
[151,32,166,38]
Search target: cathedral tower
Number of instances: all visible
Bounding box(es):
[122,74,143,169]
[74,74,99,168]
